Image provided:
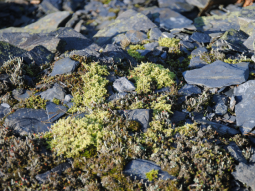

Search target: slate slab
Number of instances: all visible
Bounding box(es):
[4,108,50,135]
[0,11,71,34]
[144,42,159,51]
[113,77,136,93]
[191,47,208,56]
[183,60,249,88]
[46,102,68,123]
[190,32,211,43]
[234,80,255,135]
[243,29,255,51]
[39,83,66,102]
[171,111,187,123]
[178,84,201,96]
[50,58,79,76]
[123,159,175,182]
[40,0,62,14]
[224,142,247,164]
[232,162,255,191]
[238,6,255,35]
[125,30,147,44]
[158,0,194,12]
[189,56,208,68]
[118,109,152,132]
[149,27,162,40]
[0,105,11,119]
[93,9,157,45]
[13,89,33,101]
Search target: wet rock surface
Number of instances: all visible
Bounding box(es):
[1,0,255,190]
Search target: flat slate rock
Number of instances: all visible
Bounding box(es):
[238,6,255,35]
[113,77,136,93]
[125,30,147,44]
[191,47,208,56]
[149,27,162,40]
[183,60,249,88]
[234,80,255,135]
[189,56,208,68]
[232,162,255,191]
[50,57,79,76]
[178,84,201,96]
[123,159,175,182]
[158,8,193,30]
[0,105,11,119]
[118,109,152,132]
[224,142,247,164]
[0,32,64,53]
[190,32,211,43]
[4,108,50,135]
[93,9,157,45]
[39,83,66,102]
[40,0,62,14]
[46,102,68,123]
[0,11,71,34]
[13,89,33,101]
[171,111,187,123]
[243,29,255,50]
[158,0,194,12]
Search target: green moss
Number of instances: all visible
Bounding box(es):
[126,120,141,132]
[21,94,47,110]
[127,45,145,62]
[145,169,158,181]
[68,62,109,113]
[128,62,175,94]
[158,38,180,49]
[52,97,60,105]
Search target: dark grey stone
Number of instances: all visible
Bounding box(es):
[39,83,66,102]
[188,0,209,9]
[4,108,50,135]
[171,111,187,123]
[191,47,208,56]
[189,56,208,68]
[137,49,151,56]
[113,77,136,93]
[46,102,68,123]
[244,29,255,51]
[125,30,147,44]
[232,162,255,191]
[154,86,171,94]
[149,27,162,40]
[161,32,175,39]
[178,84,201,96]
[0,105,11,119]
[234,80,255,135]
[118,109,152,132]
[238,6,255,35]
[224,142,247,164]
[13,90,33,101]
[112,34,129,45]
[50,58,79,76]
[213,94,228,105]
[144,42,159,51]
[195,119,239,136]
[123,159,175,182]
[190,32,211,43]
[36,162,71,183]
[93,9,157,45]
[161,52,167,59]
[107,92,128,102]
[40,0,62,14]
[180,40,195,50]
[183,61,249,88]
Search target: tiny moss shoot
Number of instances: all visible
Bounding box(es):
[146,169,159,181]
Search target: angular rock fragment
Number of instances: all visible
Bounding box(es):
[178,84,201,96]
[113,77,136,93]
[46,102,68,123]
[50,57,79,76]
[183,60,249,88]
[224,142,247,164]
[39,83,66,102]
[190,32,211,43]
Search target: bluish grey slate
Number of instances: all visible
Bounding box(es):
[188,0,209,9]
[106,72,117,83]
[189,56,208,68]
[93,9,157,45]
[161,32,175,39]
[191,47,208,56]
[243,29,255,51]
[183,61,249,88]
[159,8,193,30]
[36,162,71,183]
[190,32,211,43]
[13,90,33,101]
[195,119,239,136]
[112,33,129,45]
[232,162,255,191]
[178,84,201,96]
[40,0,62,14]
[39,83,66,102]
[123,159,175,182]
[149,27,162,40]
[118,109,152,132]
[234,80,255,135]
[50,58,79,76]
[48,27,94,51]
[0,41,27,64]
[22,45,54,66]
[250,152,255,163]
[214,103,227,115]
[4,108,50,135]
[158,0,194,12]
[113,77,136,93]
[101,44,137,66]
[144,42,159,51]
[154,86,171,94]
[224,142,247,164]
[137,49,151,56]
[46,102,68,123]
[107,92,127,102]
[161,52,167,59]
[0,11,71,34]
[238,6,255,35]
[171,111,187,123]
[213,94,228,105]
[0,32,63,53]
[0,105,11,119]
[152,49,162,56]
[125,30,147,44]
[180,40,195,50]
